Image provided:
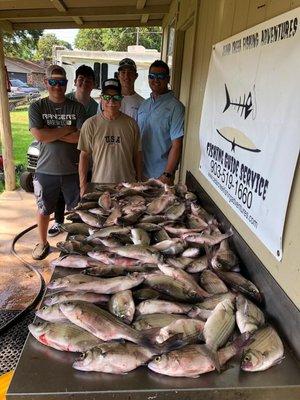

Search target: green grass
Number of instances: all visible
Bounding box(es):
[0,105,33,192]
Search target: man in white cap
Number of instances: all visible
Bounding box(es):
[78,78,142,195]
[117,58,144,121]
[29,64,86,260]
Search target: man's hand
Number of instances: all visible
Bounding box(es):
[59,131,80,143]
[158,174,174,186]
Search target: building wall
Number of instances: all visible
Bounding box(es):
[167,0,300,307]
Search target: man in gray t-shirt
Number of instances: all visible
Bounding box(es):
[29,64,86,260]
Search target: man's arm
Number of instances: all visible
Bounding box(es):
[59,131,80,144]
[159,137,183,184]
[79,150,90,197]
[134,150,142,181]
[30,126,76,143]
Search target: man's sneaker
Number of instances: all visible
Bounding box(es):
[32,242,50,260]
[48,222,63,237]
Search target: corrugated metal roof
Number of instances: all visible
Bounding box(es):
[5,57,44,74]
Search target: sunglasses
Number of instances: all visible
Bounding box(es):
[148,73,169,80]
[47,79,68,87]
[101,94,123,102]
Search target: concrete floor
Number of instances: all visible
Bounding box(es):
[0,189,67,310]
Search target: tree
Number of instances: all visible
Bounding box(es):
[34,34,72,61]
[75,27,162,52]
[74,29,104,51]
[4,30,43,59]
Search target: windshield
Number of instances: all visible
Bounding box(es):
[11,79,28,88]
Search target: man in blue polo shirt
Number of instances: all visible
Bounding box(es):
[137,60,185,185]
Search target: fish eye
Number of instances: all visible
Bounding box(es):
[244,355,251,362]
[155,356,161,362]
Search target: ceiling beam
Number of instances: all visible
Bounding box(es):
[136,0,147,9]
[0,5,168,20]
[0,20,13,33]
[13,19,163,30]
[141,14,149,24]
[50,0,67,12]
[73,16,83,26]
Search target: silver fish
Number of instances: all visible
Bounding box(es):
[133,313,186,331]
[109,290,135,324]
[59,301,145,344]
[236,294,265,333]
[211,240,238,271]
[186,255,209,273]
[131,228,150,246]
[109,245,161,264]
[50,254,92,269]
[104,206,122,227]
[73,342,154,373]
[98,191,111,210]
[60,223,90,235]
[48,274,95,290]
[136,300,191,316]
[155,318,205,344]
[200,270,228,294]
[76,211,104,228]
[36,304,68,322]
[28,321,102,352]
[164,203,186,220]
[153,239,186,256]
[241,325,284,372]
[147,193,175,215]
[44,291,109,306]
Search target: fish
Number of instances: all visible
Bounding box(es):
[131,228,150,246]
[166,257,194,269]
[157,263,210,299]
[43,291,109,306]
[181,247,201,258]
[200,270,228,294]
[214,270,261,302]
[36,304,68,322]
[241,325,284,372]
[87,226,131,240]
[60,223,90,235]
[136,300,191,316]
[148,333,251,377]
[77,210,106,228]
[182,231,232,246]
[236,294,265,333]
[73,342,154,373]
[50,254,93,269]
[185,255,209,273]
[210,240,238,271]
[28,321,102,352]
[98,191,112,210]
[135,222,161,232]
[133,313,187,331]
[109,245,162,264]
[84,263,155,277]
[103,206,122,227]
[109,290,135,324]
[152,239,186,256]
[74,201,99,210]
[155,318,205,344]
[147,193,175,215]
[164,203,185,220]
[56,241,95,255]
[48,274,95,290]
[59,301,145,344]
[144,274,201,302]
[203,298,236,356]
[88,251,141,267]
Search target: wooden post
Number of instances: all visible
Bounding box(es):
[0,28,15,191]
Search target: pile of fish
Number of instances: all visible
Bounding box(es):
[29,179,285,377]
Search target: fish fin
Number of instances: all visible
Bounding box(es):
[204,345,221,372]
[231,332,253,355]
[272,356,285,366]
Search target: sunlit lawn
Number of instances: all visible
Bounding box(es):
[0,106,33,191]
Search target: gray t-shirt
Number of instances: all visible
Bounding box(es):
[29,97,86,175]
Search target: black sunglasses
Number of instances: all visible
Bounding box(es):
[47,79,68,87]
[148,73,169,80]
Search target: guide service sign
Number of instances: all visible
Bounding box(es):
[199,8,300,260]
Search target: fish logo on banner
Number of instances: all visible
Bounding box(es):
[217,84,261,153]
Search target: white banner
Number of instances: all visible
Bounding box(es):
[199,8,300,260]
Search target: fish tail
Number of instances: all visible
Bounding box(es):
[204,345,221,372]
[223,84,231,113]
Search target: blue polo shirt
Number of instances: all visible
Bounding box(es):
[137,91,185,178]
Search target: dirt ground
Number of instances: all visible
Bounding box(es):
[0,189,67,310]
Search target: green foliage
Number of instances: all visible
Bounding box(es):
[74,29,104,51]
[75,27,162,52]
[34,34,72,61]
[4,30,43,60]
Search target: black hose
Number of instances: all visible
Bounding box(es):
[0,222,46,334]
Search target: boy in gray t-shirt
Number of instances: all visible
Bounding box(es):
[29,64,86,260]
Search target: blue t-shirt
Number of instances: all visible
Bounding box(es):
[137,91,184,178]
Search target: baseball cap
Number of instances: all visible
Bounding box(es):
[46,64,67,79]
[118,58,137,72]
[102,78,122,94]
